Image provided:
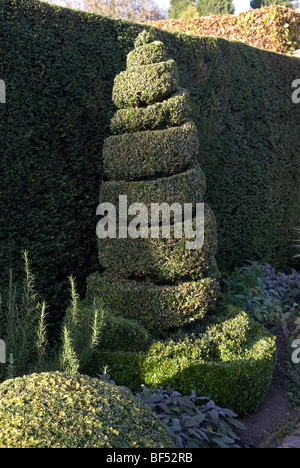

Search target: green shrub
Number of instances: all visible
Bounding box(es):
[86,272,219,331]
[112,59,178,108]
[103,120,199,181]
[0,372,175,448]
[127,40,165,68]
[91,304,277,417]
[58,279,153,374]
[97,30,221,339]
[99,162,206,214]
[0,252,49,381]
[91,30,274,421]
[98,205,218,282]
[66,299,153,353]
[223,262,300,335]
[91,352,145,389]
[222,263,265,300]
[284,360,300,407]
[98,374,246,449]
[60,325,80,375]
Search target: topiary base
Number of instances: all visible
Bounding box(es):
[85,304,276,417]
[86,272,219,331]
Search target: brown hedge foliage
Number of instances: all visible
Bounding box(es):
[150,6,300,54]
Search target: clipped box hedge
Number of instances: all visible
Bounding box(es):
[65,299,153,353]
[98,204,218,282]
[126,40,165,68]
[99,162,206,211]
[80,304,277,417]
[86,272,219,331]
[112,59,178,109]
[103,120,199,181]
[110,89,191,134]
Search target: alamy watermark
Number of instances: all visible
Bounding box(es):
[96,196,205,250]
[0,340,6,364]
[0,80,6,104]
[292,79,300,104]
[291,339,300,364]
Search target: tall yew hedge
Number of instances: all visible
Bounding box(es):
[0,0,299,329]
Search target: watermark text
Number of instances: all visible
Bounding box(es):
[291,339,300,364]
[292,79,300,104]
[0,80,6,104]
[0,340,6,364]
[96,196,205,250]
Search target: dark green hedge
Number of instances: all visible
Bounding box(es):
[0,0,299,331]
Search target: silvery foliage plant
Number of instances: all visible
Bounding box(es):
[98,373,245,448]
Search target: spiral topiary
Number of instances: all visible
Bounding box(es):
[84,30,276,416]
[94,30,220,331]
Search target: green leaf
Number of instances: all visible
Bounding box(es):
[185,414,206,427]
[211,437,231,448]
[158,402,172,414]
[210,409,219,426]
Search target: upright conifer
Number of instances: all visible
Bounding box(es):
[95,30,220,333]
